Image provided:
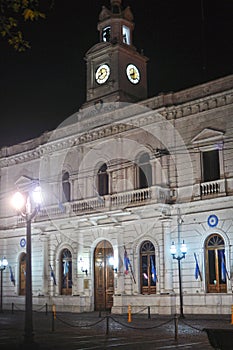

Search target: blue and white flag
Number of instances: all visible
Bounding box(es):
[150,256,157,283]
[194,253,202,281]
[219,250,227,282]
[124,250,129,275]
[9,266,15,286]
[63,261,69,276]
[49,264,57,285]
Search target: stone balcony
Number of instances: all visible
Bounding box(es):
[200,179,226,197]
[11,186,169,225]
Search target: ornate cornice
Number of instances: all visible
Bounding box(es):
[0,87,232,168]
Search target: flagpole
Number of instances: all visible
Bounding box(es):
[124,246,136,284]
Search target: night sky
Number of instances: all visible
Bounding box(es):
[0,0,232,148]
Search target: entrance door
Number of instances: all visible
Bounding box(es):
[206,234,227,293]
[19,253,26,295]
[94,240,114,311]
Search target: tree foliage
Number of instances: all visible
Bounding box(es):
[0,0,52,51]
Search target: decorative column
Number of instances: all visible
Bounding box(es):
[161,218,173,293]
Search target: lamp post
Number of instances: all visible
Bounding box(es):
[12,186,42,345]
[0,257,8,312]
[170,240,187,318]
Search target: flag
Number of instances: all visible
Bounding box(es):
[219,250,227,282]
[49,264,57,285]
[124,250,129,275]
[150,256,157,283]
[63,261,69,276]
[123,246,136,283]
[9,266,15,286]
[194,253,202,281]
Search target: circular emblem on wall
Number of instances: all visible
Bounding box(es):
[20,238,26,248]
[207,215,218,228]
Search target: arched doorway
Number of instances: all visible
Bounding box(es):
[205,234,227,293]
[61,248,72,295]
[94,240,114,311]
[140,241,156,294]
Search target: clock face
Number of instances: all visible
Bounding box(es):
[95,64,110,84]
[126,64,140,84]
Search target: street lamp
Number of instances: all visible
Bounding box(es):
[170,240,187,318]
[12,186,42,345]
[0,257,8,312]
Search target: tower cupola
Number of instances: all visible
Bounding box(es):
[83,0,148,107]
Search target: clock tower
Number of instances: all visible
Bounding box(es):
[83,0,148,108]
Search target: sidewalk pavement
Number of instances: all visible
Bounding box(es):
[0,310,232,349]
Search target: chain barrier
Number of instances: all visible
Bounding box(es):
[131,306,148,315]
[12,303,24,312]
[33,303,48,313]
[55,313,106,328]
[11,302,48,314]
[109,315,174,330]
[179,317,205,332]
[10,302,215,340]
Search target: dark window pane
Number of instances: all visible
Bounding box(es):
[62,172,70,202]
[138,153,152,189]
[98,163,108,195]
[203,150,220,182]
[208,250,216,284]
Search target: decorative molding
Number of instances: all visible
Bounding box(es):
[0,88,232,168]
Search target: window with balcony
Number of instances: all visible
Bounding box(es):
[98,163,109,196]
[62,171,70,202]
[137,153,152,189]
[140,241,156,294]
[202,150,220,182]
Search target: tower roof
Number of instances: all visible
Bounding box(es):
[99,0,133,22]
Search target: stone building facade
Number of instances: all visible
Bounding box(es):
[0,0,233,315]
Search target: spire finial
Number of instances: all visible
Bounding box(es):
[110,0,122,13]
[110,0,122,6]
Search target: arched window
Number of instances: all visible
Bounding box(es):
[140,241,156,294]
[19,253,26,296]
[62,172,70,202]
[61,249,72,295]
[205,234,227,293]
[137,153,152,189]
[98,163,109,196]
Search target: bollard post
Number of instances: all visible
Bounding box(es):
[106,315,109,335]
[148,306,151,319]
[45,303,48,315]
[52,304,56,320]
[52,304,56,332]
[231,305,233,325]
[11,302,14,314]
[128,305,132,323]
[174,314,179,341]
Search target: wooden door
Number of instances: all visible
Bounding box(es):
[19,253,26,295]
[94,240,114,311]
[206,235,227,293]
